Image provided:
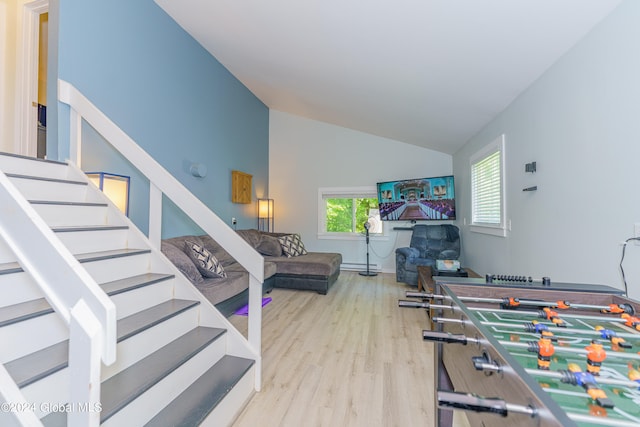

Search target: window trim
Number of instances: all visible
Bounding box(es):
[317,186,388,241]
[469,134,507,237]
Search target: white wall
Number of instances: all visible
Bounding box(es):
[269,110,453,272]
[453,0,640,299]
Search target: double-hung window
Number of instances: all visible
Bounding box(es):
[470,134,506,237]
[318,187,383,239]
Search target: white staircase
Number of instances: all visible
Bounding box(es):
[0,152,257,426]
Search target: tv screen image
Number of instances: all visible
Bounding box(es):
[376,175,456,221]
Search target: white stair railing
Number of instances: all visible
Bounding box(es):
[0,171,116,427]
[58,79,264,390]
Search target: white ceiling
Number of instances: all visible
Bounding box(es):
[154,0,622,155]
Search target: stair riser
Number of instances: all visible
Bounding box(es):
[101,310,209,381]
[200,365,256,427]
[101,339,228,427]
[0,156,69,181]
[8,179,89,203]
[21,368,69,418]
[0,273,42,308]
[0,314,67,364]
[109,279,174,320]
[31,204,110,227]
[55,229,130,254]
[82,254,151,284]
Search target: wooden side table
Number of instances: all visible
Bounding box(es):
[417,265,480,293]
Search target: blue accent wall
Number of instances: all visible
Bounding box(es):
[53,0,269,236]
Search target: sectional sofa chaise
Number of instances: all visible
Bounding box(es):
[161,229,342,316]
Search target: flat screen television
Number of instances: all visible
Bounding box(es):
[376,175,456,221]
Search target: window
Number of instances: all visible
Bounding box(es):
[470,135,506,237]
[318,187,383,239]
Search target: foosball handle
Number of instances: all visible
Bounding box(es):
[398,300,430,309]
[423,330,467,344]
[438,391,537,418]
[437,391,507,417]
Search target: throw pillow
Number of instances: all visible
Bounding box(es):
[184,240,227,279]
[257,234,283,257]
[278,234,308,258]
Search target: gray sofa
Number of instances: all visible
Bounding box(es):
[161,229,342,316]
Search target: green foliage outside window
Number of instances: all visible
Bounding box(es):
[326,197,378,233]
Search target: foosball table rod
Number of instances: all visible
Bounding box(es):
[437,391,640,427]
[406,291,635,314]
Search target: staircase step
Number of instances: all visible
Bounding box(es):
[29,200,108,207]
[0,299,51,328]
[0,248,151,276]
[0,153,69,181]
[5,299,201,389]
[51,225,128,233]
[6,173,86,186]
[145,355,254,427]
[40,327,226,426]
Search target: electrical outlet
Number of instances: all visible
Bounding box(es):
[232,217,237,225]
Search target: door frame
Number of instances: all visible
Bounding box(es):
[15,0,48,157]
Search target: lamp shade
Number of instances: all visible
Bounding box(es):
[257,198,274,231]
[86,172,130,216]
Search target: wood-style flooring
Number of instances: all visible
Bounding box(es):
[229,271,442,426]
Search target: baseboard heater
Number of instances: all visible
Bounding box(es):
[341,262,380,272]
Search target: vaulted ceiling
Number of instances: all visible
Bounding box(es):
[155,0,622,154]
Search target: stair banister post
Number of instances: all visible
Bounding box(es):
[247,274,263,391]
[148,183,163,249]
[68,300,102,427]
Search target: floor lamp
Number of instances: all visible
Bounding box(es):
[359,220,377,277]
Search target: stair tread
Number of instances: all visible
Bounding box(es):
[51,225,128,232]
[0,152,67,166]
[100,326,226,422]
[29,200,108,207]
[5,173,86,186]
[40,327,227,426]
[101,272,174,296]
[118,299,200,342]
[145,355,254,427]
[5,299,201,388]
[0,273,174,328]
[0,249,151,275]
[0,299,52,327]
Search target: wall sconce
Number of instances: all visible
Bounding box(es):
[257,198,274,232]
[86,172,131,216]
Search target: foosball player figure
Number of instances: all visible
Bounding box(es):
[601,303,635,315]
[561,363,614,408]
[628,365,640,388]
[536,336,555,370]
[585,339,607,376]
[500,297,520,309]
[554,300,571,310]
[595,326,633,350]
[621,314,640,331]
[525,320,557,342]
[542,307,566,327]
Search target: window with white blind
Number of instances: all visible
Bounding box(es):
[470,135,506,237]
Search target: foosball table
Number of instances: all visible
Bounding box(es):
[400,275,640,427]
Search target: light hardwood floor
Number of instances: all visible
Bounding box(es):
[229,271,444,426]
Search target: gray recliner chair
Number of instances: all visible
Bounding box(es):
[395,224,460,286]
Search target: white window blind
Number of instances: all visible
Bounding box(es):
[470,135,506,237]
[472,150,501,224]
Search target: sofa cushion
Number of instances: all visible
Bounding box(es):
[161,241,202,284]
[185,240,227,279]
[256,234,283,257]
[198,235,236,267]
[195,271,248,306]
[266,252,341,276]
[278,234,308,257]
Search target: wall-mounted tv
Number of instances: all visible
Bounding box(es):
[376,175,456,221]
